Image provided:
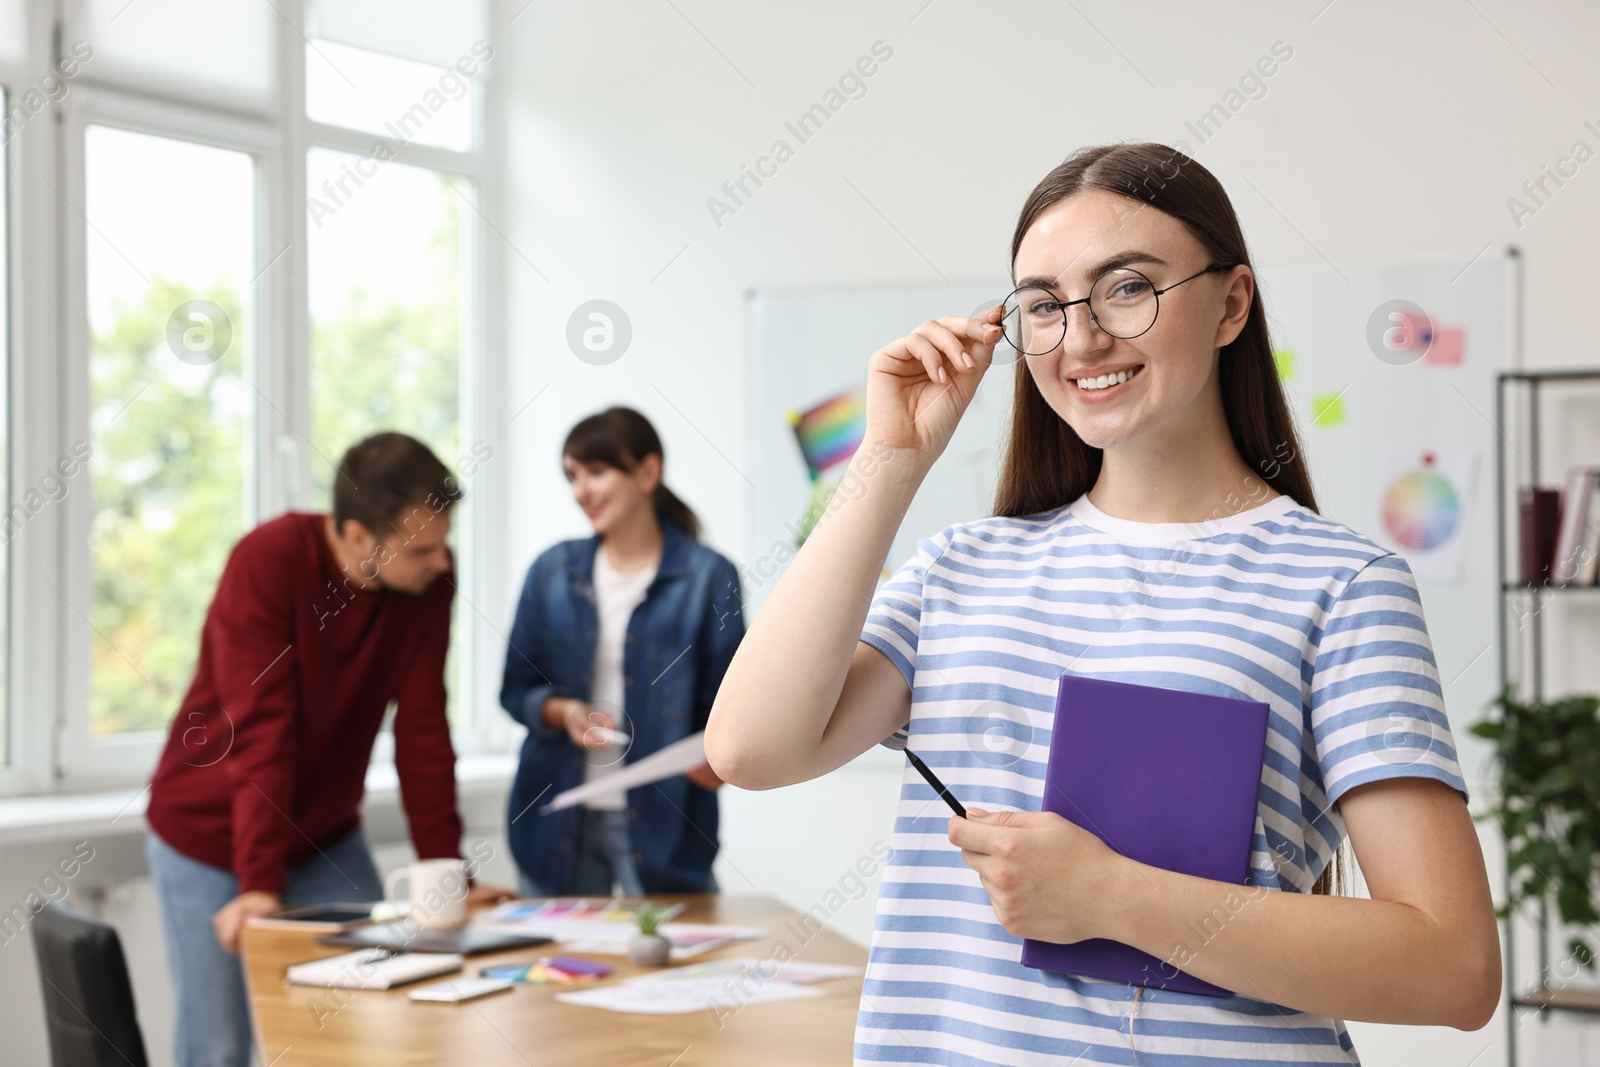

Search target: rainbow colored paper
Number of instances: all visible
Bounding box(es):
[787,389,866,478]
[482,956,615,985]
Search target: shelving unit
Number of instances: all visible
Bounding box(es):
[1494,367,1600,1067]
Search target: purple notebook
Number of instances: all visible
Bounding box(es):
[1018,673,1270,996]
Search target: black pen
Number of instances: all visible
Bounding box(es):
[904,747,967,819]
[878,730,968,818]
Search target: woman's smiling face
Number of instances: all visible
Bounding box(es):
[1011,188,1249,453]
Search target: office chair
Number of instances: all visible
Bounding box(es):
[31,900,150,1067]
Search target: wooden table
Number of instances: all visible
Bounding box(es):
[241,895,869,1066]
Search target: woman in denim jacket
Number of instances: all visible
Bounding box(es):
[501,407,745,895]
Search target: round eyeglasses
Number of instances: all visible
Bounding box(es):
[1000,262,1235,355]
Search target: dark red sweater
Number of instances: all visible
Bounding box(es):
[146,512,463,894]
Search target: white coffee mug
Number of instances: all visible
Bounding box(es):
[384,858,470,929]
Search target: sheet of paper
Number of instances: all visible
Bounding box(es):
[477,899,685,940]
[557,931,755,961]
[477,900,767,959]
[542,732,707,812]
[554,975,824,1014]
[547,923,767,960]
[557,938,725,961]
[636,957,861,985]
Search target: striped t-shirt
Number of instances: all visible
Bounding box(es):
[855,490,1469,1066]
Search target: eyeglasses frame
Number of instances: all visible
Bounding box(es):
[1002,261,1237,348]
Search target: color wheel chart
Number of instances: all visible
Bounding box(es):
[1368,442,1479,581]
[1382,454,1463,553]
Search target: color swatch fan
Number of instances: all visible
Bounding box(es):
[786,388,868,547]
[787,389,866,479]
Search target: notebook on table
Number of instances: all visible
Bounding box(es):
[317,922,553,956]
[1019,673,1270,997]
[286,948,463,989]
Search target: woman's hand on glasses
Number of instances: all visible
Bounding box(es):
[866,304,1004,467]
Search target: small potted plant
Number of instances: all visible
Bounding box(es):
[627,904,673,967]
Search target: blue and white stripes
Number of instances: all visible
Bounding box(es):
[853,491,1468,1065]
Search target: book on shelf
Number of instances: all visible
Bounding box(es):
[1519,485,1561,585]
[1580,485,1600,585]
[1550,466,1600,586]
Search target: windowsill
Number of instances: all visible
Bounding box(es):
[0,752,518,847]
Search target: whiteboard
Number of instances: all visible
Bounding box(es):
[745,250,1517,771]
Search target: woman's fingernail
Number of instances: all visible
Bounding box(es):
[967,806,989,818]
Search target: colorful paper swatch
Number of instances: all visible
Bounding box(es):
[787,389,866,477]
[482,956,615,985]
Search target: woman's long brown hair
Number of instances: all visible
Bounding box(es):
[995,143,1345,897]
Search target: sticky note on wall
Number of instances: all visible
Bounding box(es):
[1273,348,1296,380]
[1422,326,1464,366]
[1311,391,1346,427]
[1392,311,1465,367]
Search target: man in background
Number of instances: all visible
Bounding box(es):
[144,432,511,1067]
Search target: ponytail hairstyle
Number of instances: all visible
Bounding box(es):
[562,406,701,541]
[997,143,1344,897]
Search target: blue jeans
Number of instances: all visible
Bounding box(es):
[146,827,383,1067]
[519,807,646,896]
[517,807,718,896]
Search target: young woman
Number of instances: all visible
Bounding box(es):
[501,406,743,896]
[706,144,1501,1064]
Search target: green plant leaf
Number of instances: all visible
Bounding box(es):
[633,903,668,936]
[1557,879,1599,925]
[1534,767,1577,798]
[1477,689,1600,939]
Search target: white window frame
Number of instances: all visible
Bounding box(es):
[0,79,15,787]
[56,87,281,787]
[299,39,495,770]
[1,0,70,796]
[0,0,503,795]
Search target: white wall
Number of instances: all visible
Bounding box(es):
[493,2,1600,1065]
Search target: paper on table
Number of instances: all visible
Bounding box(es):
[636,957,861,985]
[479,899,686,936]
[554,974,824,1015]
[542,732,708,813]
[552,956,854,1014]
[477,900,765,959]
[558,922,766,960]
